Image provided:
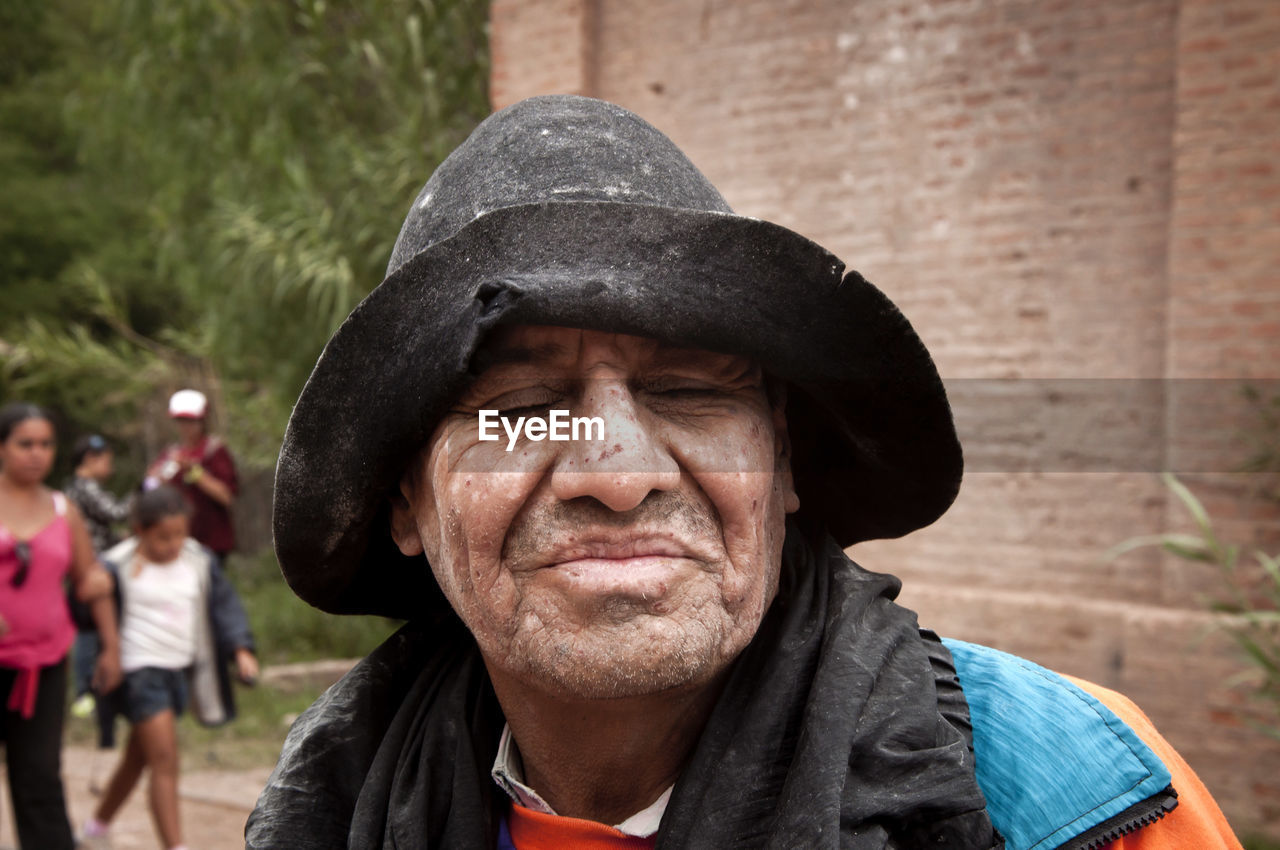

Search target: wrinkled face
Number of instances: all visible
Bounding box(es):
[0,418,56,487]
[392,326,800,700]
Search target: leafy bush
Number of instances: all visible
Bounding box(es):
[228,547,400,666]
[2,0,491,472]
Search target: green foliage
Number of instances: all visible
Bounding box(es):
[0,2,98,364]
[229,546,400,666]
[2,0,490,470]
[0,2,56,86]
[174,681,331,770]
[1243,836,1280,850]
[1241,384,1280,501]
[65,676,330,769]
[1111,472,1280,737]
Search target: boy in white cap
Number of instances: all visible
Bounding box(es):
[145,389,238,564]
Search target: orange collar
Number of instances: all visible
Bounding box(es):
[506,803,657,850]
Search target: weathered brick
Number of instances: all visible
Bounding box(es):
[490,0,1280,837]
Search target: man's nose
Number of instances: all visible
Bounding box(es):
[549,382,680,512]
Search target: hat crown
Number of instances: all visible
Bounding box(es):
[168,388,207,418]
[387,95,733,276]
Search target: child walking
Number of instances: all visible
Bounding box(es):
[81,485,257,850]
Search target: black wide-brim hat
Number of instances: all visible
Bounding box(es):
[274,95,962,617]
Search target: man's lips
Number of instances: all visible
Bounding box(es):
[529,533,700,570]
[543,556,691,601]
[521,533,706,599]
[522,532,711,570]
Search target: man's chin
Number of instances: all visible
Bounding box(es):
[532,660,716,701]
[512,633,732,701]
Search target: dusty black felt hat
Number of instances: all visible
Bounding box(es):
[274,94,963,617]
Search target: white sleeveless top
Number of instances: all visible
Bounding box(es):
[119,544,203,672]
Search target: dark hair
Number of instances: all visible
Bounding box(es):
[0,403,53,443]
[72,434,111,467]
[131,485,193,530]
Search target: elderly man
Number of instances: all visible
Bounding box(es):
[248,96,1240,849]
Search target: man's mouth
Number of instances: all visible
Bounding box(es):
[537,534,695,566]
[528,533,706,600]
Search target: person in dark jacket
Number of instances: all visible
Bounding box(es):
[246,96,1241,849]
[65,433,133,724]
[65,434,131,556]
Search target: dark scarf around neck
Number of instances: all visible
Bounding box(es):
[246,526,1000,849]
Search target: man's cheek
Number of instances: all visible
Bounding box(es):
[719,478,784,602]
[446,474,532,590]
[706,471,775,534]
[678,423,766,474]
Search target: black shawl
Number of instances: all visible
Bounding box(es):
[246,528,1000,848]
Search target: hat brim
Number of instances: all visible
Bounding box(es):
[273,201,961,616]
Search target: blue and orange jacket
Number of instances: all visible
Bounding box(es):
[495,641,1242,850]
[946,639,1242,850]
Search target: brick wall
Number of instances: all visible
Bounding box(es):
[490,0,596,106]
[1167,0,1280,574]
[489,0,1280,835]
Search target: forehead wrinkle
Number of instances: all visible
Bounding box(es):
[466,328,761,398]
[472,328,620,384]
[647,345,727,369]
[546,333,752,381]
[459,331,581,406]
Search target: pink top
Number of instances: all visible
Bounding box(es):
[0,492,77,717]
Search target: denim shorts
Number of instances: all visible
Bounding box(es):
[122,666,188,723]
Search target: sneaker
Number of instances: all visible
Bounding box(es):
[70,693,95,719]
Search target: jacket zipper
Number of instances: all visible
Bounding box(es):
[1055,786,1179,850]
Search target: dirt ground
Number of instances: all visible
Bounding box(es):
[0,744,271,850]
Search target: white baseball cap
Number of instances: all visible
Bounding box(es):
[168,389,208,419]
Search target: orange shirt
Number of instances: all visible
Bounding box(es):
[505,803,657,850]
[1069,677,1244,850]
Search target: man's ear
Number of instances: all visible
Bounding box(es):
[389,472,425,557]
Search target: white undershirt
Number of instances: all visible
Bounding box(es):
[490,724,672,837]
[119,549,202,672]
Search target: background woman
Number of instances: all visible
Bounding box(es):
[0,402,122,849]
